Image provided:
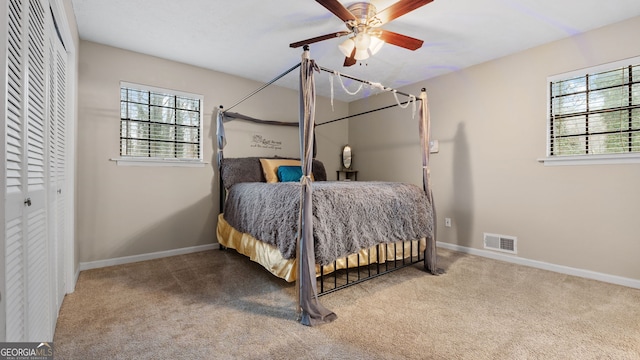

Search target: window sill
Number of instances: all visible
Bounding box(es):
[110,158,207,167]
[538,153,640,166]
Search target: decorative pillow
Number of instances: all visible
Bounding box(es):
[259,159,302,183]
[220,157,266,189]
[310,159,327,182]
[277,165,303,182]
[220,157,327,189]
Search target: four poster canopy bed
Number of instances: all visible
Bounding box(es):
[215,47,438,326]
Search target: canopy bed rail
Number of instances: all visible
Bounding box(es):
[316,98,416,127]
[216,46,437,326]
[223,62,302,113]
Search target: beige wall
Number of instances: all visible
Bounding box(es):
[349,16,640,280]
[77,41,348,263]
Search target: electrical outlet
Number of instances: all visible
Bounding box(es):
[445,218,452,227]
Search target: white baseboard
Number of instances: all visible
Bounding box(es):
[72,267,80,292]
[79,243,219,272]
[437,242,640,290]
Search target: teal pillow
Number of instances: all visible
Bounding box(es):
[277,165,303,182]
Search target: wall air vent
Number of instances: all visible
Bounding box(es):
[483,233,517,254]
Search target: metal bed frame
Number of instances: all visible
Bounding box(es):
[218,173,427,296]
[317,241,425,296]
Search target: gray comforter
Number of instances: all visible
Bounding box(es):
[223,181,434,266]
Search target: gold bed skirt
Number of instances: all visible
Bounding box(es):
[216,213,426,283]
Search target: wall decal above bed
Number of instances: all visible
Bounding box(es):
[250,134,283,151]
[217,110,315,161]
[215,46,437,327]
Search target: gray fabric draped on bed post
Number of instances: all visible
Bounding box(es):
[419,89,439,274]
[297,47,337,326]
[216,106,226,168]
[216,107,228,214]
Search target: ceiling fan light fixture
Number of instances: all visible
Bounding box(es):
[368,36,384,55]
[338,37,355,57]
[353,32,371,51]
[354,48,370,61]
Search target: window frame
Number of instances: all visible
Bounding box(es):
[113,81,205,167]
[540,56,640,166]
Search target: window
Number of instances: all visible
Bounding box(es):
[119,82,203,165]
[545,57,640,165]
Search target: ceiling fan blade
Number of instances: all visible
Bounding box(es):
[289,31,351,48]
[375,0,433,26]
[344,48,356,67]
[344,57,357,67]
[316,0,358,22]
[379,29,424,50]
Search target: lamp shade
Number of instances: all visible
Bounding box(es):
[354,49,370,60]
[353,32,371,51]
[338,32,385,61]
[368,36,384,55]
[338,38,355,57]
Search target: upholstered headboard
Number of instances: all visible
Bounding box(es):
[220,157,327,190]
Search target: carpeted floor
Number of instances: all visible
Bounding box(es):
[53,248,640,359]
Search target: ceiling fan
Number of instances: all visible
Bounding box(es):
[290,0,433,66]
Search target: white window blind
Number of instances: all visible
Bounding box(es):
[120,82,203,162]
[548,61,640,158]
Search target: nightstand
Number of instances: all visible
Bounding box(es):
[336,169,358,181]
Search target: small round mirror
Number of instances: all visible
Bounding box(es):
[342,145,352,169]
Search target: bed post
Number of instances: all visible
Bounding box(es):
[297,46,337,326]
[419,89,439,274]
[216,106,227,250]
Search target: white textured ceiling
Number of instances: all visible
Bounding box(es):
[71,0,640,102]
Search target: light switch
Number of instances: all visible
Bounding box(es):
[429,140,439,153]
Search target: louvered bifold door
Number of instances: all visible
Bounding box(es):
[5,0,28,341]
[25,0,51,342]
[47,15,67,312]
[4,0,52,342]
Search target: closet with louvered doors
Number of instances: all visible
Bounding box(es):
[2,0,70,342]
